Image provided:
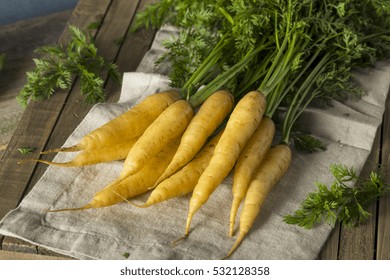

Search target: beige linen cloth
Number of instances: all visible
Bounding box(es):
[0,26,389,260]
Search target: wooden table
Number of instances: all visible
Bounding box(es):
[0,0,389,260]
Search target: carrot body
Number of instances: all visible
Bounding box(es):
[28,137,140,167]
[224,144,292,259]
[42,90,181,153]
[154,90,234,186]
[229,117,275,236]
[185,91,266,235]
[139,130,223,207]
[48,139,180,212]
[120,99,194,177]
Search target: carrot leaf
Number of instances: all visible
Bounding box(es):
[291,133,327,154]
[17,25,121,108]
[284,164,390,229]
[17,147,37,155]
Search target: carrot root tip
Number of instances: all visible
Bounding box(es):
[45,205,92,212]
[41,145,80,154]
[171,234,189,247]
[228,226,235,237]
[223,231,246,259]
[32,158,71,167]
[111,189,154,209]
[17,159,35,165]
[18,158,62,166]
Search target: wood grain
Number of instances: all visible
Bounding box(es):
[105,0,159,103]
[318,116,385,259]
[318,223,340,259]
[0,250,72,260]
[337,130,381,260]
[29,0,142,187]
[376,90,390,260]
[0,0,112,250]
[0,0,158,256]
[0,10,72,159]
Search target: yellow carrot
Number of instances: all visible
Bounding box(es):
[185,91,266,235]
[229,117,275,236]
[224,144,292,259]
[120,99,194,177]
[23,137,140,167]
[48,139,180,212]
[153,90,234,186]
[42,90,181,153]
[136,130,223,207]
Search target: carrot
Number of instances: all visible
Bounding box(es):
[223,144,292,259]
[41,90,181,154]
[135,130,223,208]
[120,99,194,177]
[185,91,266,235]
[229,117,275,236]
[48,138,181,212]
[153,90,234,186]
[22,137,140,167]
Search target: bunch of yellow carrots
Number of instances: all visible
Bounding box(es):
[32,88,291,258]
[20,0,390,259]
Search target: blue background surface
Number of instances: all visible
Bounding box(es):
[0,0,79,25]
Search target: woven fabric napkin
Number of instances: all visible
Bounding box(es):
[0,26,389,260]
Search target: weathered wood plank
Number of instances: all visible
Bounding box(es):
[28,0,142,187]
[0,94,69,218]
[1,0,158,256]
[36,246,73,258]
[0,10,73,99]
[338,204,377,259]
[0,0,112,249]
[376,91,390,260]
[318,124,383,260]
[105,0,159,103]
[0,250,72,260]
[377,189,390,260]
[0,10,72,159]
[318,223,340,259]
[1,239,38,255]
[337,130,382,260]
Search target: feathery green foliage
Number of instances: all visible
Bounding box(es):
[134,0,390,151]
[17,25,121,107]
[284,164,389,228]
[132,1,390,229]
[133,0,390,107]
